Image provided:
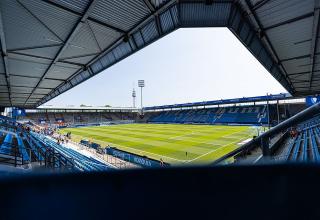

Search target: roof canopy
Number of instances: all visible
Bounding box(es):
[0,0,318,107]
[144,93,295,110]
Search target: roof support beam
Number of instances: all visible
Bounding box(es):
[0,9,12,106]
[7,44,62,52]
[289,70,320,77]
[245,0,271,18]
[11,85,54,90]
[8,51,53,61]
[87,21,102,52]
[143,0,163,35]
[252,0,271,11]
[244,0,294,93]
[59,60,85,67]
[36,0,177,107]
[309,0,320,89]
[59,53,99,61]
[16,0,63,42]
[41,0,126,34]
[89,0,177,65]
[280,54,312,62]
[292,79,320,83]
[25,0,100,106]
[264,12,314,31]
[8,74,65,82]
[143,0,155,12]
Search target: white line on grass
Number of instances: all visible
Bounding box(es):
[169,131,198,140]
[71,134,187,163]
[186,136,252,163]
[69,127,254,164]
[221,130,250,138]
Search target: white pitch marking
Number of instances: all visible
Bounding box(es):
[186,136,252,163]
[69,126,255,164]
[221,130,250,138]
[169,131,198,140]
[72,135,187,163]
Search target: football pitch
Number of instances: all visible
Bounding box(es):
[60,124,257,165]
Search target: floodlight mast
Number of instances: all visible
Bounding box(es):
[138,80,145,111]
[132,88,136,108]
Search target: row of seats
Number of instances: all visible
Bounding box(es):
[0,118,106,169]
[0,131,31,164]
[21,112,135,126]
[24,133,45,161]
[0,134,13,155]
[17,136,30,162]
[31,132,112,172]
[286,115,320,162]
[148,105,267,124]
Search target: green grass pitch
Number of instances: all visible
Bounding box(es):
[60,124,257,165]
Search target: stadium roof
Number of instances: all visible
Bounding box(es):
[35,106,138,111]
[0,0,318,108]
[144,93,296,110]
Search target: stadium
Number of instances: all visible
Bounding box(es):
[0,0,319,219]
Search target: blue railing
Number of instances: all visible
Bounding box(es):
[31,132,112,172]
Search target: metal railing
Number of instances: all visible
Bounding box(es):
[212,102,320,165]
[0,147,23,167]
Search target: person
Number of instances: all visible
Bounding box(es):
[160,158,164,167]
[186,151,188,157]
[290,128,294,138]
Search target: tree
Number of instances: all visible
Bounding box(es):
[105,105,111,107]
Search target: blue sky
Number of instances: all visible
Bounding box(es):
[44,28,286,108]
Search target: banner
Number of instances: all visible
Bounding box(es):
[306,96,320,107]
[106,147,170,168]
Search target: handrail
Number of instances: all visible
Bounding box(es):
[212,102,320,165]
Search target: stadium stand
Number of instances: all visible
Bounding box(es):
[212,102,320,165]
[148,105,268,125]
[21,97,305,128]
[17,136,30,162]
[21,110,136,127]
[31,132,112,171]
[0,116,115,171]
[0,134,13,155]
[280,115,320,163]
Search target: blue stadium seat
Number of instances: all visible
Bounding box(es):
[302,130,308,161]
[0,134,13,155]
[291,134,302,161]
[17,136,30,162]
[31,132,112,172]
[24,133,44,161]
[310,128,320,161]
[285,136,298,161]
[149,105,267,125]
